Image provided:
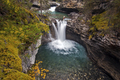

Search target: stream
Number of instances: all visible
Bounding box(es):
[35,6,113,80]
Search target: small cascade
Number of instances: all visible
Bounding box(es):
[49,6,57,12]
[52,19,67,41]
[52,22,59,39]
[49,19,74,50]
[48,30,54,41]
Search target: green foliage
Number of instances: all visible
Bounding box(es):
[28,61,49,79]
[1,69,34,80]
[91,12,113,31]
[0,0,49,79]
[89,35,93,40]
[88,12,114,39]
[85,0,120,39]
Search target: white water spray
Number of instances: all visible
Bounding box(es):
[49,6,57,12]
[48,19,76,53]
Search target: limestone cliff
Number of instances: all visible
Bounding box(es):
[22,36,42,73]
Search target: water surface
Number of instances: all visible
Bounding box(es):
[38,6,69,19]
[36,40,112,80]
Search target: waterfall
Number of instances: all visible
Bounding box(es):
[52,22,59,39]
[49,6,57,12]
[48,30,54,41]
[52,19,67,41]
[47,6,74,50]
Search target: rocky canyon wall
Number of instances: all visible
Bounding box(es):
[53,0,120,79]
[66,12,120,80]
[21,36,42,73]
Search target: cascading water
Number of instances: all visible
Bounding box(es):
[49,6,57,12]
[57,20,67,41]
[50,19,77,51]
[52,20,67,41]
[52,22,59,39]
[36,5,113,80]
[48,30,54,41]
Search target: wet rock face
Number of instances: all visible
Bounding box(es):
[85,38,120,80]
[66,12,120,80]
[66,14,88,47]
[66,12,89,45]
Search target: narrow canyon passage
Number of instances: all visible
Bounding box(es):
[35,10,113,79]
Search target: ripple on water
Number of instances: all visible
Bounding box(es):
[36,40,113,80]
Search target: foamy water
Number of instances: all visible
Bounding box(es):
[49,6,57,12]
[48,40,80,55]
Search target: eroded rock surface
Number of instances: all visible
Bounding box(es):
[21,36,42,73]
[66,12,120,80]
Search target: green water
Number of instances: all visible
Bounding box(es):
[36,40,89,71]
[36,40,112,80]
[49,11,69,19]
[38,6,69,19]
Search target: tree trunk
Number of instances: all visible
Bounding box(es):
[40,0,42,15]
[41,2,42,15]
[77,0,83,2]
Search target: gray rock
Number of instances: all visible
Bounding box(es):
[65,13,120,80]
[21,36,42,73]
